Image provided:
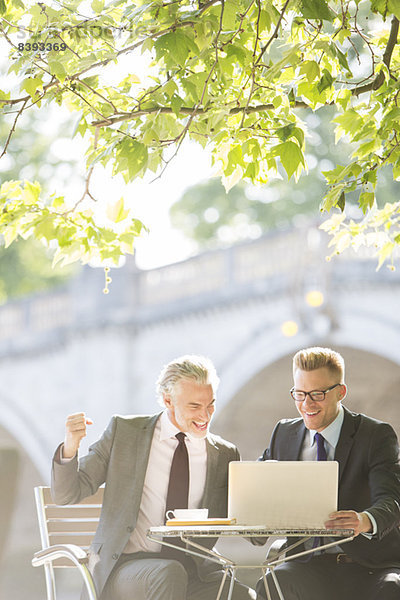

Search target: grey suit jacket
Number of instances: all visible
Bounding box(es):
[51,413,240,598]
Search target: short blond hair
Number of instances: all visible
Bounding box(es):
[293,347,345,382]
[156,354,219,406]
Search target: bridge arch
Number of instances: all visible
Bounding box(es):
[217,303,400,418]
[0,391,50,481]
[213,309,400,460]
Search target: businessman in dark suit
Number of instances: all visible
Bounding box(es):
[52,355,256,600]
[256,347,400,600]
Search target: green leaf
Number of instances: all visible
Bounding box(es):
[371,0,400,19]
[91,0,104,12]
[23,180,41,205]
[21,76,42,98]
[0,0,7,14]
[388,0,400,20]
[106,197,130,223]
[226,145,243,176]
[317,69,334,94]
[362,170,378,188]
[276,123,296,142]
[359,191,375,214]
[377,242,395,270]
[48,59,67,82]
[163,79,177,99]
[300,0,334,21]
[333,110,363,139]
[334,45,352,75]
[170,94,184,116]
[225,44,248,67]
[35,216,56,242]
[337,191,345,212]
[222,0,240,29]
[300,60,320,83]
[275,141,305,180]
[321,184,346,212]
[51,196,65,209]
[3,227,19,248]
[128,141,148,180]
[259,9,271,32]
[154,30,199,68]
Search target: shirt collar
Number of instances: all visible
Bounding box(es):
[308,404,344,449]
[159,410,205,446]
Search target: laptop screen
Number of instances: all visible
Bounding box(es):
[228,461,338,529]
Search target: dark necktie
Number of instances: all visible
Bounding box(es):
[315,432,327,461]
[165,432,189,515]
[312,432,327,551]
[161,433,192,565]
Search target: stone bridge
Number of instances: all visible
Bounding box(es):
[0,223,399,479]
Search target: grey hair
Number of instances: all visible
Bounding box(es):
[156,355,219,406]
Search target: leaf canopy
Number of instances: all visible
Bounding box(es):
[0,0,400,268]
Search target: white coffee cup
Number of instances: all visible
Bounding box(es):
[166,508,209,521]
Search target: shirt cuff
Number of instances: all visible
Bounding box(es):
[361,511,377,538]
[59,444,76,463]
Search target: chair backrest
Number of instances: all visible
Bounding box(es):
[34,486,104,567]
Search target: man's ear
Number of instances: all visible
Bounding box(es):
[163,394,172,409]
[339,384,347,401]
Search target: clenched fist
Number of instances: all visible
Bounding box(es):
[63,412,93,459]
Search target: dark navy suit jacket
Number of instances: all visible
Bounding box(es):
[259,406,400,568]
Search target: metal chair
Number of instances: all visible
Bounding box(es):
[32,486,103,600]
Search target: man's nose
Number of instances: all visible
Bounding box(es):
[198,407,209,421]
[303,393,317,405]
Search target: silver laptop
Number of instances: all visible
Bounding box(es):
[228,461,338,529]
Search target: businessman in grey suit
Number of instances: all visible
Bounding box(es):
[256,347,400,600]
[52,355,256,600]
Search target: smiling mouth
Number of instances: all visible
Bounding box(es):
[193,421,208,431]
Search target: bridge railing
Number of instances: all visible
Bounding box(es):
[0,224,398,353]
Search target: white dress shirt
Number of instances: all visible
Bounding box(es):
[300,404,344,461]
[124,410,208,553]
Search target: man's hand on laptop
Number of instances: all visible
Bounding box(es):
[324,510,372,536]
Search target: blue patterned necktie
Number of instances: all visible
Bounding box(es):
[315,432,327,461]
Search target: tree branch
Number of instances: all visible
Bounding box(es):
[352,16,399,97]
[91,100,310,127]
[254,0,292,67]
[0,99,28,159]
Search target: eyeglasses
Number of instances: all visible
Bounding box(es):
[290,383,342,402]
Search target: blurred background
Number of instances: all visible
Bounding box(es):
[0,99,399,599]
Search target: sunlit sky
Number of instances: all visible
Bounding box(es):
[1,37,217,271]
[49,123,216,270]
[90,142,215,270]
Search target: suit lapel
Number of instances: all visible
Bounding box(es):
[128,413,161,510]
[334,407,357,483]
[289,422,307,460]
[201,436,218,509]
